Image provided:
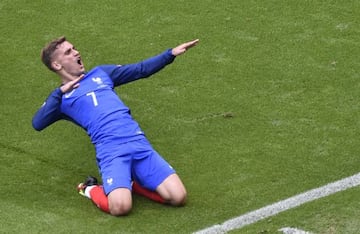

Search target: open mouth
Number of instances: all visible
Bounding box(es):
[77,57,82,66]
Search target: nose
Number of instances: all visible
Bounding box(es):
[73,48,80,56]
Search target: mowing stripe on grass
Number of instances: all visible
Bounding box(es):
[194,172,360,234]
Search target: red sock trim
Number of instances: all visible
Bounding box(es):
[89,186,109,213]
[132,182,165,204]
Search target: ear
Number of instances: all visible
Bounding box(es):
[52,61,62,71]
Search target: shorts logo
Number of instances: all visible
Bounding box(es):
[107,178,113,186]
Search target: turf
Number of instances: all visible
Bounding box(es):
[1,0,360,233]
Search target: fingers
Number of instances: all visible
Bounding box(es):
[179,39,199,51]
[184,39,199,49]
[74,74,85,82]
[172,39,199,56]
[60,74,84,93]
[67,74,84,87]
[73,83,80,89]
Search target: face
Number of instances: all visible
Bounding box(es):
[52,41,85,78]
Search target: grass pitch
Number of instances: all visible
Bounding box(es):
[1,0,360,233]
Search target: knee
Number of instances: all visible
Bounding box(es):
[108,188,132,216]
[170,190,187,206]
[109,200,132,216]
[157,174,188,206]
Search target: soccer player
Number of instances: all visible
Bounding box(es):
[32,36,199,216]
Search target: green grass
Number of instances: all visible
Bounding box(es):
[1,0,360,233]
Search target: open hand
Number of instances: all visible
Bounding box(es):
[172,39,199,56]
[60,74,84,93]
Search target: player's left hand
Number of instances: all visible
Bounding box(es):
[172,39,199,56]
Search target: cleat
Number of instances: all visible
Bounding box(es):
[77,183,86,196]
[77,176,98,197]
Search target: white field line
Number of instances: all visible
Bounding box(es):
[194,172,360,234]
[279,227,312,234]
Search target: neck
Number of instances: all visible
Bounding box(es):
[58,70,80,84]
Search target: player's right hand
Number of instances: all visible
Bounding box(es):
[60,74,84,93]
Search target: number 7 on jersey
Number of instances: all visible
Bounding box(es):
[86,91,98,106]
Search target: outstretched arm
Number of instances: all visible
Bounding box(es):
[106,39,200,86]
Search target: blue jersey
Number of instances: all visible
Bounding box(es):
[32,49,175,145]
